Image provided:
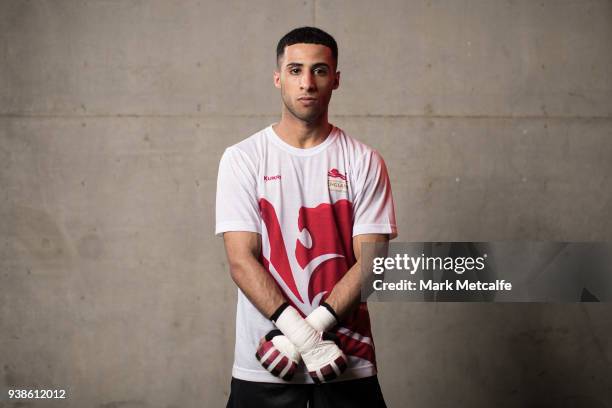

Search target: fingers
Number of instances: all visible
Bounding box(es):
[256,343,297,381]
[256,332,300,382]
[300,336,348,384]
[309,354,348,384]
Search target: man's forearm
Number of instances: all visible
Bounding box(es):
[230,252,360,323]
[324,234,389,323]
[223,231,287,319]
[229,255,287,319]
[324,259,362,322]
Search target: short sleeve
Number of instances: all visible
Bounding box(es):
[215,147,261,236]
[352,150,398,239]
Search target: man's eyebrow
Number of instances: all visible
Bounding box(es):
[285,62,331,69]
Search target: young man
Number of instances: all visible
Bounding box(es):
[215,27,397,407]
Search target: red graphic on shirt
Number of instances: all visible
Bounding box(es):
[327,168,347,181]
[258,198,376,365]
[259,198,303,303]
[337,303,376,367]
[295,200,354,303]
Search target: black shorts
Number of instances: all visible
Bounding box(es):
[226,375,387,408]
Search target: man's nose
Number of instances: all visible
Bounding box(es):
[300,71,315,90]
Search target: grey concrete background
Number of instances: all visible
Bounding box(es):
[1,1,611,407]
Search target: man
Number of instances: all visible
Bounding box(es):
[215,26,397,407]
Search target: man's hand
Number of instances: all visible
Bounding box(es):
[273,304,347,384]
[257,302,343,382]
[255,330,301,381]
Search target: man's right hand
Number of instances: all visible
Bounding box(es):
[256,330,301,381]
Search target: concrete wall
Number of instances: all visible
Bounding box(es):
[1,1,611,407]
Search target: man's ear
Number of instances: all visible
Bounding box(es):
[274,70,281,89]
[333,71,340,90]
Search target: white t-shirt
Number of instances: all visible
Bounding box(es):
[215,124,397,383]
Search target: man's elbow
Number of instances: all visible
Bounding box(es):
[227,257,253,285]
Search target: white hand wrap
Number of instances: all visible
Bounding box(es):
[256,330,300,381]
[275,305,347,383]
[306,305,338,333]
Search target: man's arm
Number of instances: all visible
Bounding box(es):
[324,233,389,322]
[224,231,349,383]
[223,231,286,319]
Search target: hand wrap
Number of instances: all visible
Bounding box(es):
[273,304,347,383]
[255,329,301,381]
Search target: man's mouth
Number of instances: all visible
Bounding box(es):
[298,97,317,106]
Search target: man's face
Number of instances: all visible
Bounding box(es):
[274,43,340,124]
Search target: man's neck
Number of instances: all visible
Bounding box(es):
[272,113,333,149]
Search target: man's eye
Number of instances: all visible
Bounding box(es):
[290,68,300,75]
[314,68,328,75]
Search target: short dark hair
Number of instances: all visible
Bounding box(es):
[276,27,338,67]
